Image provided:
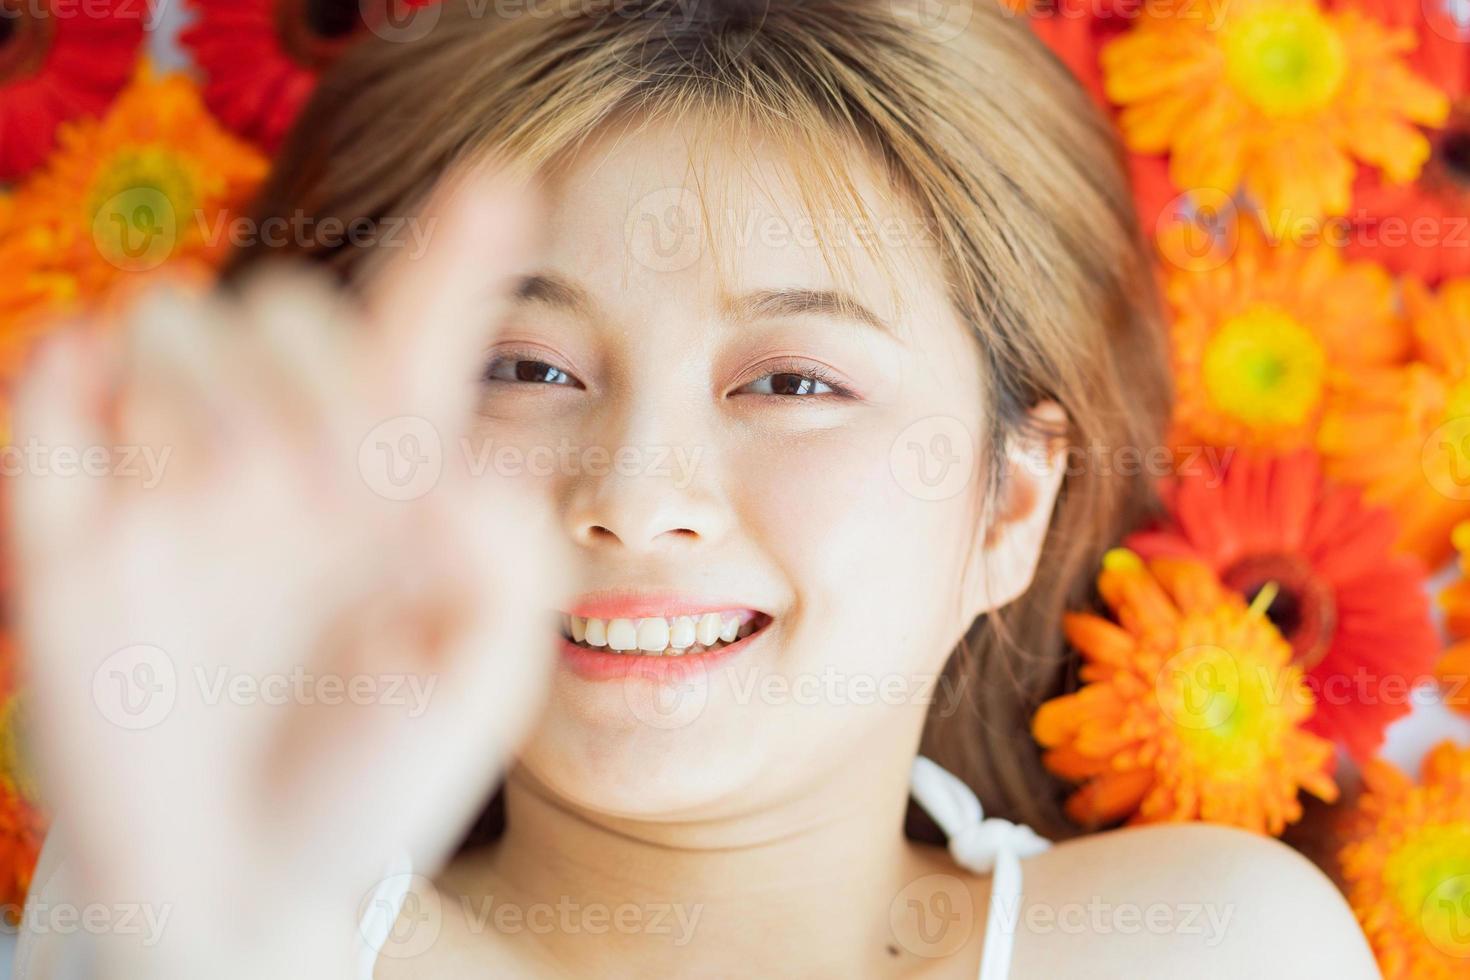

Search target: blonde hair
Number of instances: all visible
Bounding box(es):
[229,0,1171,837]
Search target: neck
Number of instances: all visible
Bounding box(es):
[478,733,939,976]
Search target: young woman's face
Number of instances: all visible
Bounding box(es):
[478,120,1047,819]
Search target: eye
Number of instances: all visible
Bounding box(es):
[739,373,834,396]
[731,362,854,399]
[481,356,584,388]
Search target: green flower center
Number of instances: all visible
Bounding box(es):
[1384,824,1470,959]
[87,148,198,273]
[1158,633,1282,777]
[1202,305,1327,430]
[1224,7,1347,117]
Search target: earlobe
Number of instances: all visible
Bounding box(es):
[962,401,1068,617]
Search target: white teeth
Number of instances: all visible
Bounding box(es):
[607,618,638,651]
[669,616,696,650]
[564,611,763,656]
[636,617,670,653]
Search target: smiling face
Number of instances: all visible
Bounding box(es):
[476,117,1060,820]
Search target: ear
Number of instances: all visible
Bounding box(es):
[959,401,1068,619]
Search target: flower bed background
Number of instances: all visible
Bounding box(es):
[2,1,1470,976]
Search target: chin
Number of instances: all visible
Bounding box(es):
[519,713,774,818]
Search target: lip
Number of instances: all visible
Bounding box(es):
[558,616,772,682]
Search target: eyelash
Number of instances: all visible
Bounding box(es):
[730,360,856,400]
[479,352,857,400]
[480,349,584,389]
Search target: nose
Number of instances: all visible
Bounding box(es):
[563,444,728,553]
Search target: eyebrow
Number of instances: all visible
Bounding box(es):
[514,273,896,338]
[721,287,896,336]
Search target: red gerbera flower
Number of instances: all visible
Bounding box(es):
[181,0,377,152]
[1335,0,1470,284]
[0,0,144,180]
[1127,450,1439,763]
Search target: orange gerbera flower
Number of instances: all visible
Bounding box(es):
[0,212,79,392]
[9,61,268,303]
[1166,217,1406,453]
[1435,522,1470,716]
[1103,0,1449,224]
[1128,450,1438,761]
[1033,549,1338,835]
[1320,277,1470,567]
[1339,741,1470,979]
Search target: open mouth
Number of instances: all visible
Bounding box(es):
[559,610,773,657]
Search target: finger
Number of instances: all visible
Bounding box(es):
[235,266,363,467]
[366,168,540,437]
[113,285,253,483]
[7,327,114,575]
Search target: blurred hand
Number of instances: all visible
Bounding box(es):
[7,176,568,979]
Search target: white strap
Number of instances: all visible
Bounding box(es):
[356,849,415,980]
[909,756,1051,980]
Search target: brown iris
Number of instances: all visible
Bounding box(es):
[1221,553,1336,670]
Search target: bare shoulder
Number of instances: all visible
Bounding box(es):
[1005,823,1379,980]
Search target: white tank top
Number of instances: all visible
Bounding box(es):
[358,756,1051,980]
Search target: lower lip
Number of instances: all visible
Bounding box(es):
[558,625,767,682]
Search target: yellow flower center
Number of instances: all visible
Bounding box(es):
[1158,636,1279,776]
[1223,6,1347,118]
[1445,379,1470,424]
[1382,824,1470,958]
[86,147,198,272]
[1202,305,1327,429]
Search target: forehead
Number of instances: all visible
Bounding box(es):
[534,114,953,335]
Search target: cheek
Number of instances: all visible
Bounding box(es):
[729,421,978,677]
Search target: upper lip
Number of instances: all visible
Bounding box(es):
[562,590,770,620]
